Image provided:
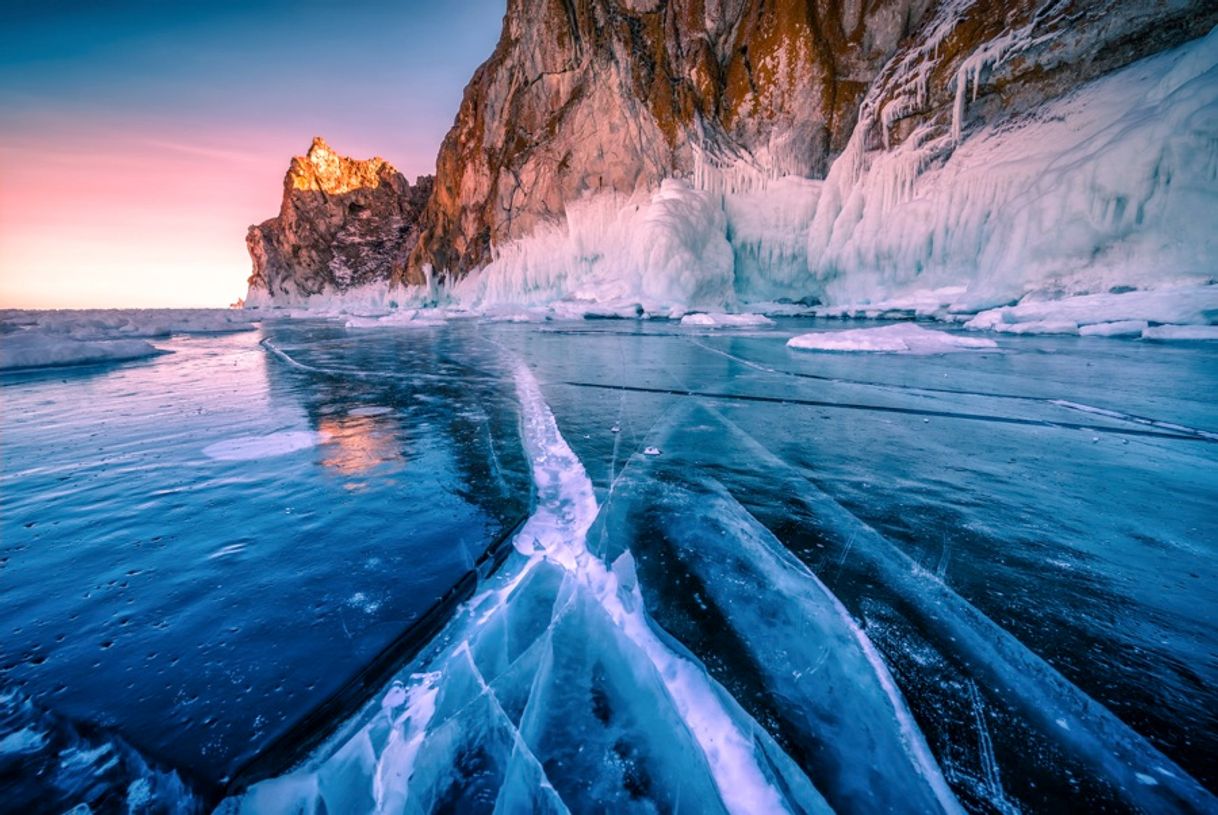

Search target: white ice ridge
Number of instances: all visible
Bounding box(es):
[509,361,797,814]
[0,332,163,371]
[225,360,830,815]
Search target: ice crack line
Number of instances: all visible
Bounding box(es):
[510,360,795,815]
[686,338,1218,442]
[558,380,1217,443]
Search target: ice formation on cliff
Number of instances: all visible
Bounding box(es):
[806,25,1218,314]
[246,27,1218,339]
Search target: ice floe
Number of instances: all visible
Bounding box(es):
[788,323,997,354]
[0,308,256,371]
[679,312,775,328]
[0,332,163,371]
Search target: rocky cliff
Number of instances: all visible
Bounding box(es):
[400,0,1217,287]
[247,1,1218,312]
[246,137,432,305]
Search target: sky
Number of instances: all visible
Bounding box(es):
[0,0,504,309]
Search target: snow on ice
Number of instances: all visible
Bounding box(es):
[203,431,331,462]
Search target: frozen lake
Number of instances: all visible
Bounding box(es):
[2,317,1216,813]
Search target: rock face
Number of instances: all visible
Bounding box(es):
[400,0,1218,286]
[402,0,928,285]
[246,138,433,304]
[247,1,1218,301]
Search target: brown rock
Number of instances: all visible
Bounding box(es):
[246,137,433,302]
[401,0,1217,286]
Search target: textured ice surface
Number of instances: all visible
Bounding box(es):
[6,317,1217,813]
[225,358,841,815]
[788,322,997,353]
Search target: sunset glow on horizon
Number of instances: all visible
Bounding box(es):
[0,0,502,309]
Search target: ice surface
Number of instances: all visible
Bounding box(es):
[224,357,835,815]
[608,469,961,814]
[788,322,997,353]
[8,318,1217,811]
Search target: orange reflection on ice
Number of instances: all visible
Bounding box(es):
[317,412,404,477]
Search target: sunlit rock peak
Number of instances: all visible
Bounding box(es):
[246,138,434,304]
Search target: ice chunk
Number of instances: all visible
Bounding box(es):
[203,431,330,461]
[1079,320,1149,338]
[787,323,997,354]
[1142,325,1218,341]
[343,309,447,329]
[679,312,775,328]
[964,287,1218,333]
[0,331,162,371]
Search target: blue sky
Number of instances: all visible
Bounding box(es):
[0,0,504,307]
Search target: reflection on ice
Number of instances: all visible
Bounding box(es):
[318,413,405,476]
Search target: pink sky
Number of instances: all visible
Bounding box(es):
[0,119,435,309]
[0,1,502,310]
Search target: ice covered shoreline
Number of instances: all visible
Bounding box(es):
[3,290,1212,377]
[243,27,1218,345]
[239,284,1218,347]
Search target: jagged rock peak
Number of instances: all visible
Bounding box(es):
[286,136,398,196]
[245,138,434,305]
